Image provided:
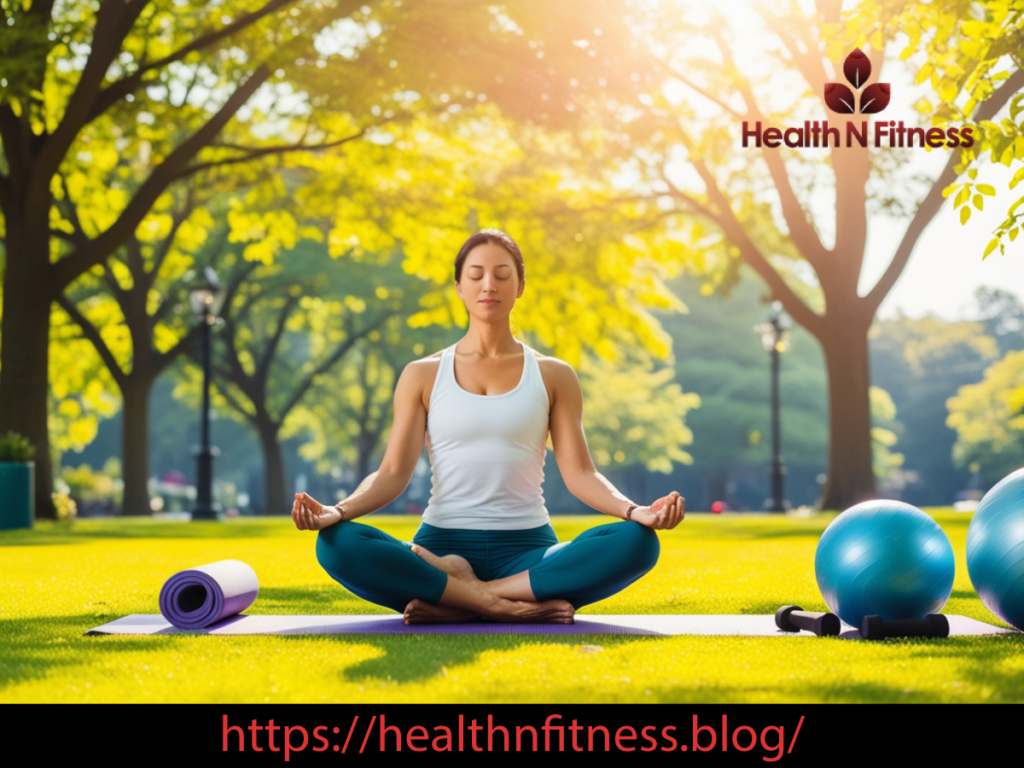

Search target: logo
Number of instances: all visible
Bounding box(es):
[740,49,973,150]
[824,48,890,114]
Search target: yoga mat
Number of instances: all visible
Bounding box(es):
[86,613,1020,638]
[157,560,259,630]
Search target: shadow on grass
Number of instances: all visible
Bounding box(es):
[0,519,297,546]
[0,614,180,690]
[340,635,641,686]
[949,589,980,599]
[252,586,394,616]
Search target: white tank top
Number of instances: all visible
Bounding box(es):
[421,340,551,530]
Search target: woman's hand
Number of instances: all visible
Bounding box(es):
[291,492,343,531]
[631,491,685,530]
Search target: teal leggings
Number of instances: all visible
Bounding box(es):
[316,520,660,613]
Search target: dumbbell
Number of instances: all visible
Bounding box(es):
[859,614,949,640]
[775,605,841,637]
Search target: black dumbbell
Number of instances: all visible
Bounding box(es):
[860,614,949,640]
[775,605,841,637]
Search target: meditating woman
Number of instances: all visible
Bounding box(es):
[291,229,685,624]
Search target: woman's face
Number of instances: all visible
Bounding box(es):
[455,242,524,319]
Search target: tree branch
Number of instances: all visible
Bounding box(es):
[864,66,1024,315]
[101,260,130,307]
[649,53,745,119]
[709,25,828,266]
[255,294,301,388]
[280,310,393,420]
[142,199,193,295]
[54,173,90,248]
[175,129,365,180]
[56,295,127,389]
[658,166,723,222]
[153,323,202,372]
[756,5,829,98]
[84,0,299,125]
[30,0,148,211]
[218,377,259,422]
[52,64,272,293]
[685,144,824,335]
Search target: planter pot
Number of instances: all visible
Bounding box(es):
[0,461,34,530]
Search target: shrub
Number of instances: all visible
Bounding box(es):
[60,458,124,508]
[0,432,35,462]
[52,492,78,521]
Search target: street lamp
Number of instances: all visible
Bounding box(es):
[189,267,224,520]
[754,301,791,512]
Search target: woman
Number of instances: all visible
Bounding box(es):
[292,229,685,624]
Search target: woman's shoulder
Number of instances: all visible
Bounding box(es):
[527,347,578,406]
[528,347,575,376]
[397,348,449,411]
[401,347,447,381]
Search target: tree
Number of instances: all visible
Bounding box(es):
[56,184,216,514]
[0,0,648,517]
[947,348,1024,484]
[541,0,1024,508]
[574,338,700,503]
[177,241,417,514]
[657,274,831,506]
[877,0,1024,257]
[870,314,999,504]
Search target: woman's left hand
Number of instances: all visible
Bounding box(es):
[292,492,343,531]
[631,491,685,530]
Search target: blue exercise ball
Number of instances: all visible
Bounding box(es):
[815,500,955,627]
[966,467,1024,630]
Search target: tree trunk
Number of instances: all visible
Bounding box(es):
[0,230,56,520]
[818,318,877,510]
[120,375,154,515]
[254,414,286,515]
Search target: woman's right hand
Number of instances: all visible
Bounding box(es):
[631,491,685,530]
[291,492,343,531]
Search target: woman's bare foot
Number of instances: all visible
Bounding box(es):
[502,598,575,624]
[403,597,575,624]
[403,599,482,624]
[411,545,478,582]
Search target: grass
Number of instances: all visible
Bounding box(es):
[1,512,1022,703]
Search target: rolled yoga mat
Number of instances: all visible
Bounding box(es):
[157,560,259,629]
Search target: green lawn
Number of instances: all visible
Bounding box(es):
[2,512,1021,703]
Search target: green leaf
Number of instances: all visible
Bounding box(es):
[976,184,996,196]
[961,205,972,225]
[1011,93,1024,122]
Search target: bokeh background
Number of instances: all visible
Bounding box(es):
[1,0,1021,520]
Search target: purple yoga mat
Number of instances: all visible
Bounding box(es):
[157,560,259,629]
[87,613,1021,637]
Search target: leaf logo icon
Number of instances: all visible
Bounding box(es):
[859,83,890,114]
[824,83,856,114]
[823,50,890,114]
[844,48,871,90]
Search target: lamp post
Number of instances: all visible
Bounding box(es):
[755,302,791,512]
[189,267,224,520]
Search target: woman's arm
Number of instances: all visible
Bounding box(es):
[292,361,429,530]
[547,359,684,530]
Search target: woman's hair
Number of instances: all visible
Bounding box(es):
[454,229,525,284]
